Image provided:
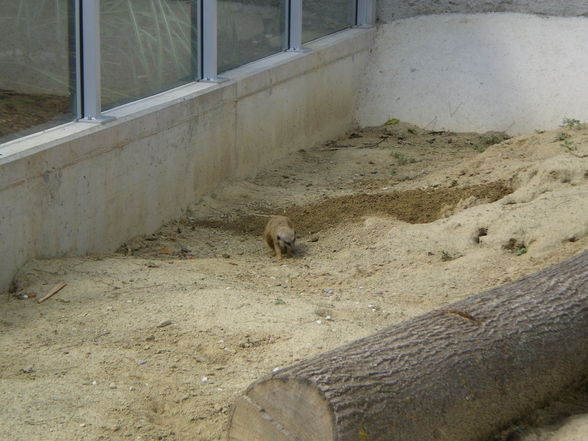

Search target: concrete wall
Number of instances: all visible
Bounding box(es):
[377,0,588,23]
[355,13,588,134]
[0,28,374,291]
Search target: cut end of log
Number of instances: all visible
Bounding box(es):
[228,378,334,441]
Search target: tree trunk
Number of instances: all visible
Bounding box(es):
[228,250,588,441]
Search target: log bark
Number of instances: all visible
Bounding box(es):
[228,250,588,441]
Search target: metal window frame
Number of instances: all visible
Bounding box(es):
[75,0,368,120]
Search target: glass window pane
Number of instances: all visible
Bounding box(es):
[302,0,355,43]
[218,0,286,74]
[0,0,75,144]
[101,0,197,110]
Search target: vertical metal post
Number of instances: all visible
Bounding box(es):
[288,0,303,51]
[282,0,289,51]
[72,0,82,119]
[356,0,376,27]
[80,0,103,120]
[201,0,219,81]
[191,0,201,80]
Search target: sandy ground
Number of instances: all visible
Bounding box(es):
[1,121,587,441]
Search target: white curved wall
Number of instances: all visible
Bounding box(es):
[356,13,588,134]
[377,1,588,22]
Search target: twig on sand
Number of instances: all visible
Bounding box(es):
[37,282,67,304]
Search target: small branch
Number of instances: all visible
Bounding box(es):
[359,136,390,149]
[37,282,66,304]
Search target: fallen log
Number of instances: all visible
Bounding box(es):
[228,250,588,441]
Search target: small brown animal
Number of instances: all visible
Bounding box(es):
[263,215,296,259]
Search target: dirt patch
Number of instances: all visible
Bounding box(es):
[288,181,512,232]
[184,181,512,237]
[2,121,587,441]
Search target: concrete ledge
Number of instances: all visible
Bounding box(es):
[0,27,375,290]
[356,13,588,134]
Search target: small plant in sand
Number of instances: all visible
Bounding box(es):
[560,118,584,130]
[553,132,571,142]
[468,134,508,153]
[480,135,505,146]
[390,152,417,165]
[441,250,453,261]
[468,141,485,153]
[440,250,464,261]
[560,140,577,151]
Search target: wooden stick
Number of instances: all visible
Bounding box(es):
[37,282,67,303]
